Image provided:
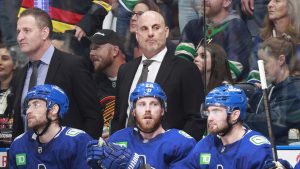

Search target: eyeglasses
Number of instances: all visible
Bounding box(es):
[131,11,144,17]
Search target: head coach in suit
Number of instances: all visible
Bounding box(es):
[111,10,206,140]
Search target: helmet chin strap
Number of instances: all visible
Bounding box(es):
[218,115,239,137]
[34,109,59,139]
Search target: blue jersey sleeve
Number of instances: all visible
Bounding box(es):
[172,139,207,169]
[65,129,93,169]
[169,130,197,168]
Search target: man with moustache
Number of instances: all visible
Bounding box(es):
[9,84,92,168]
[86,82,196,169]
[174,85,274,169]
[89,29,126,138]
[179,0,252,80]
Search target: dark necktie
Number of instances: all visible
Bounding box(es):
[127,59,154,127]
[137,60,154,84]
[28,61,41,91]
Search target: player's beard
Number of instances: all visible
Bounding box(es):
[94,57,113,74]
[208,120,231,136]
[27,113,48,131]
[135,115,162,133]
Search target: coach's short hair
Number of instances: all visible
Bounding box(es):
[19,8,53,38]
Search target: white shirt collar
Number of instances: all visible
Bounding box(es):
[141,47,167,63]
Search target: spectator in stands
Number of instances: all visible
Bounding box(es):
[238,0,268,37]
[246,36,300,145]
[89,29,126,138]
[115,0,139,39]
[111,10,206,140]
[1,0,27,68]
[194,42,233,94]
[179,0,252,80]
[249,0,300,72]
[178,0,202,33]
[12,8,103,139]
[0,43,16,147]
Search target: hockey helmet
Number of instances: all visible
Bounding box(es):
[130,82,167,111]
[24,84,69,119]
[204,85,247,120]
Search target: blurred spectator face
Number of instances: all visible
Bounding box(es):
[0,47,14,80]
[17,15,49,57]
[136,11,169,58]
[267,0,288,21]
[133,97,164,133]
[194,46,212,72]
[203,0,226,18]
[130,3,150,33]
[258,48,282,83]
[89,43,115,73]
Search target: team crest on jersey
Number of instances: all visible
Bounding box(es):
[249,135,271,145]
[16,153,26,166]
[66,128,84,137]
[178,130,193,139]
[115,141,128,148]
[199,153,211,165]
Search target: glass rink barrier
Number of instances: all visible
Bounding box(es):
[277,145,300,167]
[0,146,299,168]
[0,148,8,168]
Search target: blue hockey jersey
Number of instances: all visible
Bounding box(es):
[9,127,92,169]
[173,130,273,169]
[108,128,196,169]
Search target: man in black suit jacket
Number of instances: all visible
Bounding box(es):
[12,8,102,139]
[111,10,206,140]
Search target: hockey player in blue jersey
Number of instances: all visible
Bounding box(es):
[9,84,93,169]
[86,82,196,169]
[174,85,274,169]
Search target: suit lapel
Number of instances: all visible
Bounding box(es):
[14,65,29,109]
[155,50,175,85]
[124,57,141,92]
[45,49,61,83]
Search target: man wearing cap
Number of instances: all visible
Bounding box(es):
[89,29,126,138]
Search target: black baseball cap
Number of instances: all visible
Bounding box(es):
[90,29,120,46]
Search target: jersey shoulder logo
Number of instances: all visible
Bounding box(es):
[16,153,26,166]
[249,135,271,146]
[115,141,128,148]
[199,153,211,165]
[66,128,84,137]
[178,130,193,139]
